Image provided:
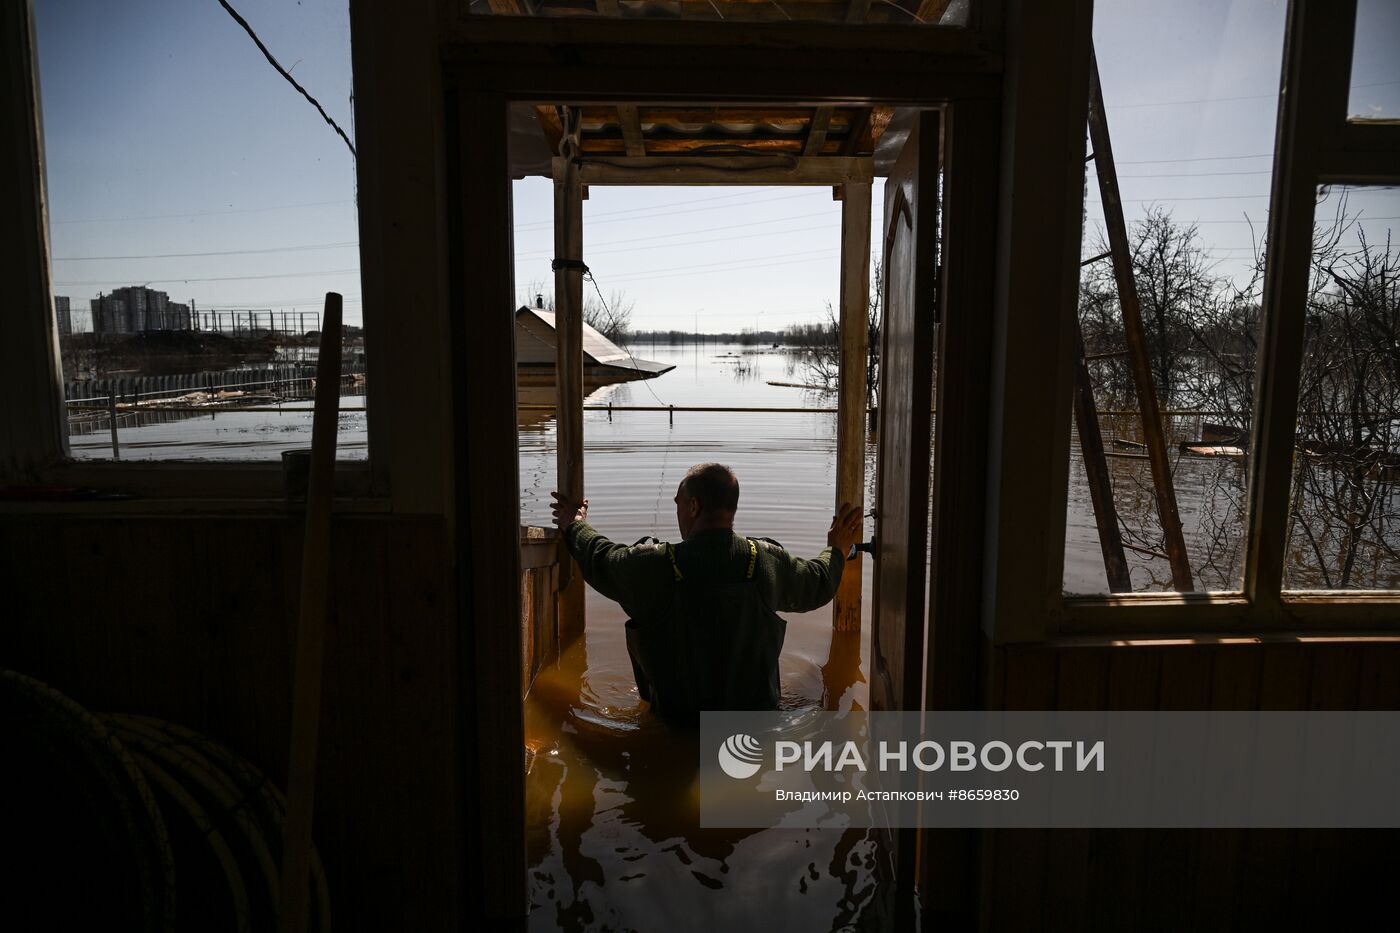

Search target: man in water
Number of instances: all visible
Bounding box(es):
[551,463,863,723]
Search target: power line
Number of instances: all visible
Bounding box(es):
[51,198,355,225]
[601,251,841,285]
[518,186,809,225]
[514,222,833,261]
[1107,80,1399,110]
[1088,193,1271,203]
[54,241,359,262]
[1118,169,1272,178]
[515,210,836,254]
[513,190,821,230]
[53,267,360,287]
[196,295,362,307]
[215,0,356,158]
[1116,153,1272,164]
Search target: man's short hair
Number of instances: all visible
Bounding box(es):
[680,462,740,515]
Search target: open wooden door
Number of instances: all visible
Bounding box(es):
[870,110,941,714]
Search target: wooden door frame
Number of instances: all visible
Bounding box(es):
[442,26,1005,926]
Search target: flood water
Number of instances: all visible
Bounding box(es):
[515,342,1288,931]
[519,344,890,932]
[67,396,369,461]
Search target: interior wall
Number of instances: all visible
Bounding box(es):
[976,639,1400,932]
[0,514,460,932]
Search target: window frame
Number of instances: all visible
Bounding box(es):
[1035,0,1400,640]
[1,0,407,506]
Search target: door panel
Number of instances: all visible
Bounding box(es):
[870,110,940,714]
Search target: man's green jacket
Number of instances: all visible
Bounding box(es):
[563,521,845,723]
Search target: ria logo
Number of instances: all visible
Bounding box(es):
[718,733,764,779]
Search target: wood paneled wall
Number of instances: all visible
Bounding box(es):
[0,514,458,932]
[977,640,1400,932]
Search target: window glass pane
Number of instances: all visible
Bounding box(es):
[1284,186,1400,590]
[1063,0,1286,595]
[466,0,968,26]
[36,0,366,461]
[1349,0,1400,120]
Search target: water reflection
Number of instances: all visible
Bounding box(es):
[521,344,890,930]
[524,601,890,932]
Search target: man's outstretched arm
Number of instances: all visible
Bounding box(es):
[770,503,863,612]
[550,491,666,611]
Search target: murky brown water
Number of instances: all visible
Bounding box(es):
[519,345,892,931]
[513,342,1299,930]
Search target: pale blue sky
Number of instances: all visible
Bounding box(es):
[35,0,1399,333]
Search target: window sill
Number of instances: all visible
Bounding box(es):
[1043,591,1400,641]
[6,458,388,511]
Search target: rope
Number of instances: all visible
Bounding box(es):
[560,262,671,409]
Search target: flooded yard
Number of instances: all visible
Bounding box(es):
[519,343,888,931]
[514,342,1274,931]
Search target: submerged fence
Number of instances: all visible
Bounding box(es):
[63,358,367,456]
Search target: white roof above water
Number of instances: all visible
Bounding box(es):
[520,307,630,365]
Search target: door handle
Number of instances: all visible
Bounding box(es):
[847,538,877,561]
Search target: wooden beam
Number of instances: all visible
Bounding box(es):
[444,22,1002,103]
[348,0,450,507]
[446,87,527,923]
[1,0,67,478]
[616,104,645,157]
[570,155,873,186]
[1245,0,1357,613]
[278,293,343,933]
[845,0,873,23]
[803,106,833,157]
[1072,320,1133,592]
[841,108,872,155]
[981,0,1094,643]
[914,0,954,25]
[834,180,872,632]
[580,137,814,155]
[583,107,850,125]
[444,14,999,56]
[534,104,564,155]
[919,95,999,927]
[553,150,586,640]
[1087,51,1193,592]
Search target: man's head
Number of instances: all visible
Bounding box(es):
[674,462,740,539]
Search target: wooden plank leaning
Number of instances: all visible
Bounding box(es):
[278,291,342,933]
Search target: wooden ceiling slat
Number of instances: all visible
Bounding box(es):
[913,0,953,25]
[580,137,810,153]
[534,105,565,155]
[578,107,854,125]
[803,107,833,156]
[841,108,871,156]
[867,105,895,148]
[616,104,646,156]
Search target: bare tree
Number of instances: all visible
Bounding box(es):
[794,260,883,404]
[1288,208,1400,588]
[1079,205,1220,408]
